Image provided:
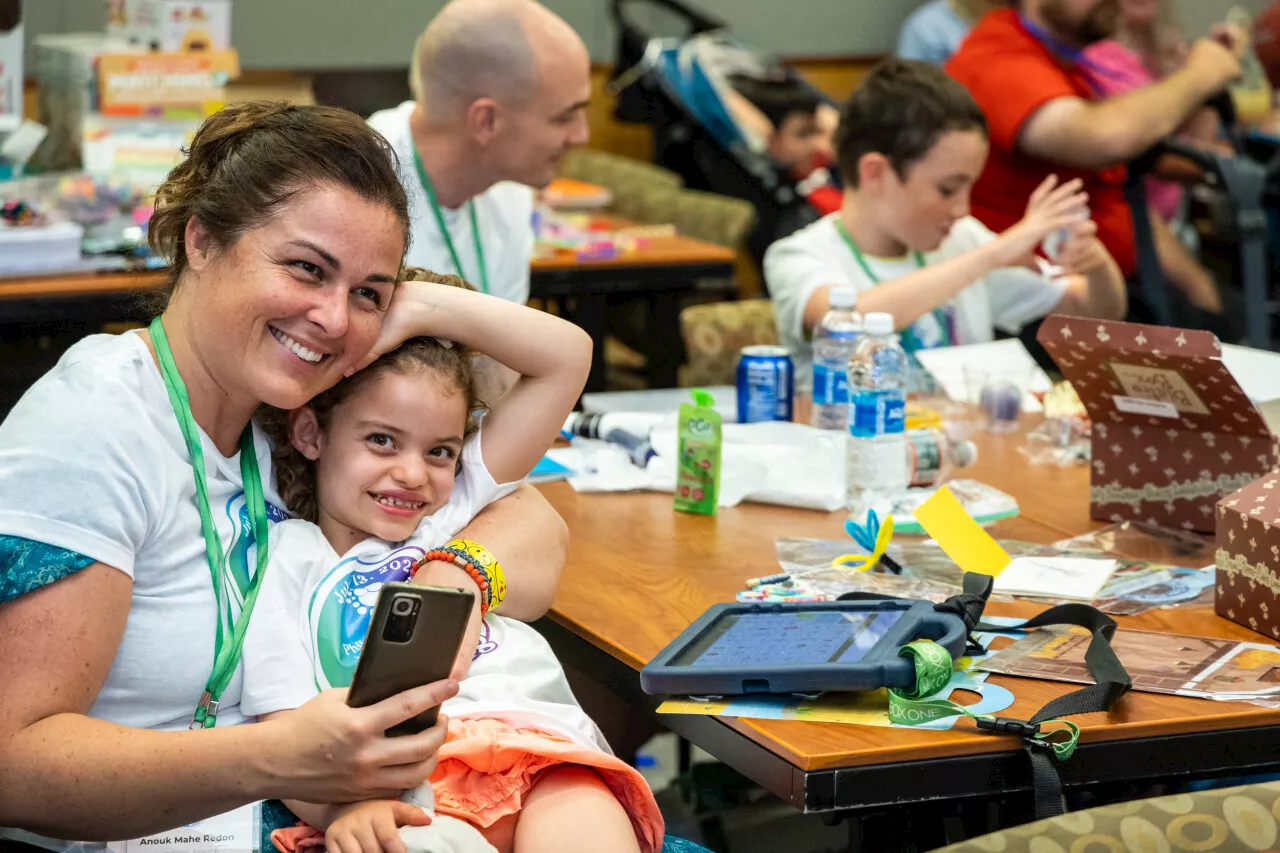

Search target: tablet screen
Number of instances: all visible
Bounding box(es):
[671,609,905,668]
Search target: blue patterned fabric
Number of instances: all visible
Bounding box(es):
[0,535,96,603]
[261,799,710,853]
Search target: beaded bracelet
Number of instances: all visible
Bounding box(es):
[412,539,506,616]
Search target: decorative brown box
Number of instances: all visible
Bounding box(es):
[1216,477,1280,639]
[1037,315,1277,534]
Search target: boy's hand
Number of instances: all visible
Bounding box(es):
[1055,220,1109,276]
[325,799,432,853]
[995,175,1089,268]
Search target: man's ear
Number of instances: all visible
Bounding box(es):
[858,152,899,193]
[465,97,502,146]
[184,216,217,272]
[289,407,325,461]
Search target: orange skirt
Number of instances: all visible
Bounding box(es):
[432,717,664,853]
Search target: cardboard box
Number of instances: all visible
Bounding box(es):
[98,49,240,116]
[0,14,23,123]
[1216,477,1280,638]
[114,0,231,52]
[1038,315,1278,533]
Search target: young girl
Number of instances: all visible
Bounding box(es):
[241,270,663,853]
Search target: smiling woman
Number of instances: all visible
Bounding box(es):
[0,101,571,850]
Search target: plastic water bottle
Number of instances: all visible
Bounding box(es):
[906,428,978,488]
[811,286,862,431]
[847,312,910,515]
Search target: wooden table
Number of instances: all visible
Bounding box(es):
[0,227,735,394]
[535,421,1280,816]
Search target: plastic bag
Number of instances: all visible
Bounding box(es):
[773,536,1045,603]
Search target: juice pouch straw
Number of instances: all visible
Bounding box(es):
[674,388,721,515]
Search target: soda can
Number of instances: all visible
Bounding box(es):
[736,345,794,423]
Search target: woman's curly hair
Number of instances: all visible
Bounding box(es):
[258,268,485,522]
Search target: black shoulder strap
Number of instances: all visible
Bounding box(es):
[841,572,1132,819]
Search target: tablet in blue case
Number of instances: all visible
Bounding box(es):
[640,599,967,697]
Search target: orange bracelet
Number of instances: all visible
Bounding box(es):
[414,548,493,615]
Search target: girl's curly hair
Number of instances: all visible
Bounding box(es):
[259,268,485,522]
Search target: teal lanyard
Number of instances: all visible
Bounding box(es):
[834,218,952,352]
[148,316,271,730]
[413,145,490,295]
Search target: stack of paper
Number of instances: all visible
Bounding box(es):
[990,556,1118,601]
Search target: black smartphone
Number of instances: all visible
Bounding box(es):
[345,581,474,736]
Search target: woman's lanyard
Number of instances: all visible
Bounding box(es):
[413,145,490,295]
[834,218,952,352]
[148,316,271,730]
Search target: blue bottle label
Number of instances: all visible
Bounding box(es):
[812,363,849,406]
[849,389,906,438]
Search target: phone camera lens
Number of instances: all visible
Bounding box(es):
[391,597,414,617]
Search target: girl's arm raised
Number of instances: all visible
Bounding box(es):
[363,282,592,484]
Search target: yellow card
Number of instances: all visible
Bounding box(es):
[913,486,1012,577]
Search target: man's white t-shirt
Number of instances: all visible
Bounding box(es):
[369,101,535,304]
[0,331,288,734]
[240,432,608,752]
[763,214,1067,392]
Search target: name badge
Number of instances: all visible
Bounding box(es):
[106,802,259,853]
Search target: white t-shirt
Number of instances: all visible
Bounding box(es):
[240,433,608,752]
[369,101,535,304]
[763,214,1067,392]
[0,331,288,733]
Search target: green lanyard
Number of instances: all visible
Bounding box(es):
[413,145,489,295]
[888,640,1081,760]
[148,316,272,730]
[834,218,952,352]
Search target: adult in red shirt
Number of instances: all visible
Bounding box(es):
[947,1,1243,327]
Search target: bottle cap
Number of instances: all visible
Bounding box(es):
[828,286,858,309]
[864,312,894,335]
[952,440,978,469]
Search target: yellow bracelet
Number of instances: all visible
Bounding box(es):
[444,539,507,612]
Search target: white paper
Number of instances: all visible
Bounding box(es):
[914,339,1053,413]
[1221,344,1280,405]
[992,556,1118,601]
[567,421,848,511]
[1113,395,1179,419]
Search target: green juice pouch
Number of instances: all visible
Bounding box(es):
[674,389,722,515]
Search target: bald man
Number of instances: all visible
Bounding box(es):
[370,0,591,304]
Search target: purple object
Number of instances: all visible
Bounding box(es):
[980,380,1021,427]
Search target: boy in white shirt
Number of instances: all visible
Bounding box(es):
[764,58,1127,393]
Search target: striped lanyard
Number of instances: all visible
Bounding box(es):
[834,218,953,352]
[413,145,490,295]
[149,316,271,729]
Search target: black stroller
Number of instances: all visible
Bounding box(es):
[1128,93,1279,350]
[607,0,834,271]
